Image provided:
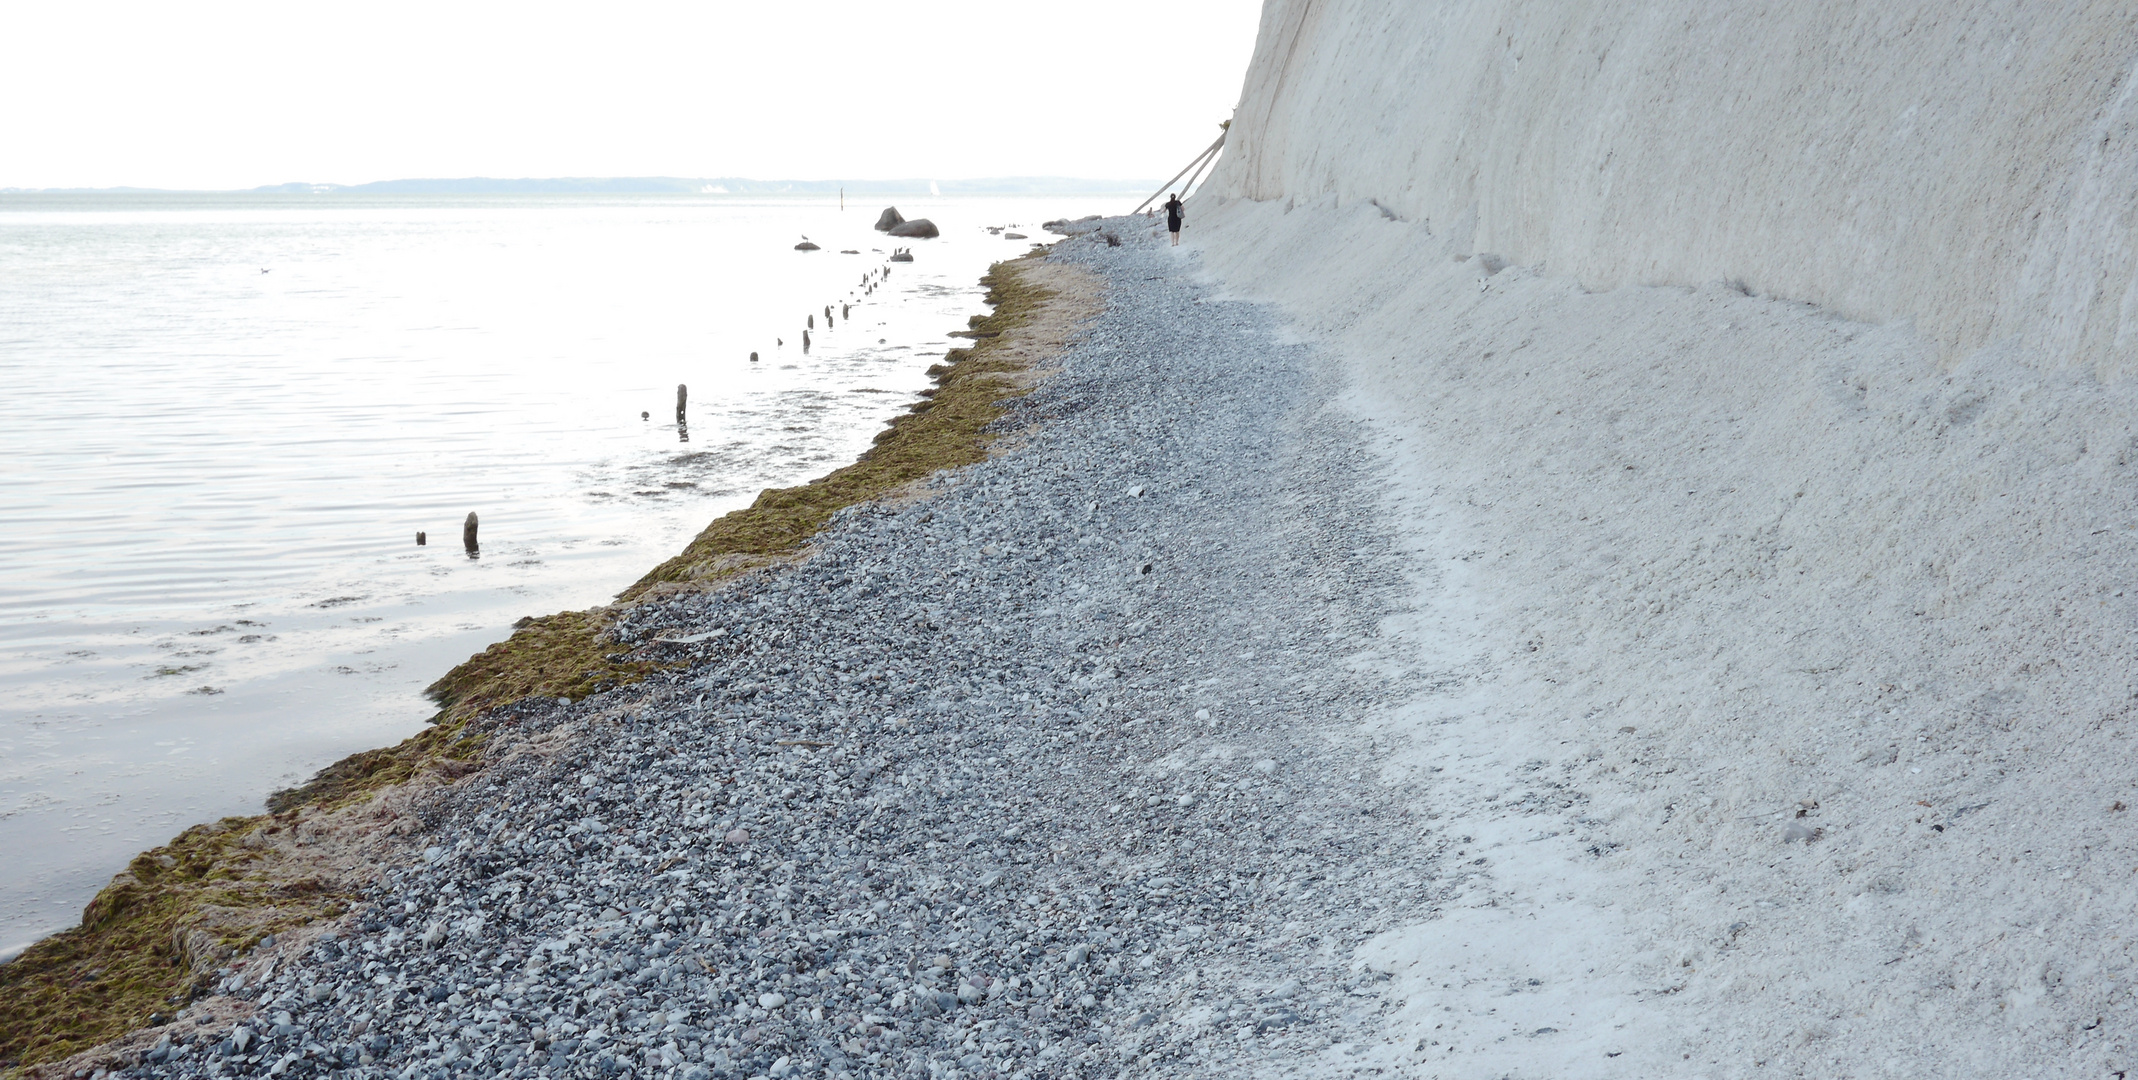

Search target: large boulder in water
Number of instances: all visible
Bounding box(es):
[873,207,905,232]
[887,218,940,239]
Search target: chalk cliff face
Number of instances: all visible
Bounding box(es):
[1185,7,2138,1072]
[1207,1,2138,375]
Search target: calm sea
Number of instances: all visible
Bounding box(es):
[0,191,1105,958]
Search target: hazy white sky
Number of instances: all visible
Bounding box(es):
[0,1,1264,190]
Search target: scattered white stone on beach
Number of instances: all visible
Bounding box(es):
[759,992,786,1009]
[1254,758,1278,774]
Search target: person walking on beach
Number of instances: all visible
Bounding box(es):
[1164,193,1185,246]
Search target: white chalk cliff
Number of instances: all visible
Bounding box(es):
[1211,0,2138,375]
[1189,3,2138,1075]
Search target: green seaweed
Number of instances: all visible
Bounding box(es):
[0,253,1067,1072]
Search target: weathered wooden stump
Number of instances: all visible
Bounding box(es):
[676,383,688,423]
[462,512,479,553]
[416,531,426,546]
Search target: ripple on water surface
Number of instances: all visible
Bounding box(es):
[0,191,1090,955]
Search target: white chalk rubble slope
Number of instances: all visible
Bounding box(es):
[1195,189,2138,1080]
[1187,2,2138,1076]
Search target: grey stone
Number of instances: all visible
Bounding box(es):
[158,214,1420,1080]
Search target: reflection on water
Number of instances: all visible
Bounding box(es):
[0,191,1096,957]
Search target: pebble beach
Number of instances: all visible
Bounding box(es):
[81,223,1442,1080]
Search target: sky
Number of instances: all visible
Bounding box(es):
[0,1,1266,190]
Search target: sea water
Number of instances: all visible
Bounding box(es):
[0,191,1106,958]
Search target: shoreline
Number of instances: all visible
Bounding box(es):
[0,190,1075,958]
[0,248,1095,1073]
[0,218,1422,1080]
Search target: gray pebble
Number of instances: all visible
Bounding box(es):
[142,220,1436,1080]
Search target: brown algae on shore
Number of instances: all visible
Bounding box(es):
[0,787,438,1074]
[420,254,1093,720]
[0,253,1102,1072]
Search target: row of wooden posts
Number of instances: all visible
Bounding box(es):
[414,262,903,551]
[412,512,480,552]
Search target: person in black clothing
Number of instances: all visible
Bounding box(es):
[1164,193,1184,245]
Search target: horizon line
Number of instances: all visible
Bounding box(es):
[1,174,1167,196]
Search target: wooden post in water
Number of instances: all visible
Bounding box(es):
[462,512,479,554]
[416,531,426,546]
[803,329,812,352]
[675,383,688,423]
[750,351,759,362]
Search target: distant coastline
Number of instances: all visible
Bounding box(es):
[0,176,1159,196]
